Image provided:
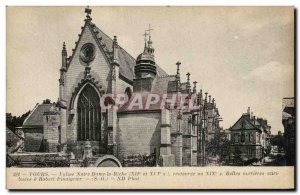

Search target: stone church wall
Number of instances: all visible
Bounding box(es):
[182,135,192,166]
[117,78,132,95]
[64,25,111,105]
[169,110,183,166]
[23,128,43,152]
[64,25,112,144]
[43,113,60,152]
[117,112,161,161]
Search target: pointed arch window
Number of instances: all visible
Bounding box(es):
[77,84,101,141]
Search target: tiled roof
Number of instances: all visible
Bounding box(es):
[93,25,168,82]
[23,104,54,127]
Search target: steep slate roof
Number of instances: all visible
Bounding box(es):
[93,25,168,82]
[118,92,164,113]
[230,114,261,132]
[23,104,54,127]
[152,75,177,94]
[6,127,19,145]
[6,126,22,153]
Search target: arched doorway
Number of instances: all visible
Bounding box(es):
[94,155,122,167]
[77,84,101,141]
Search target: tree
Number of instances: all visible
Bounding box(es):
[271,134,285,150]
[6,111,31,133]
[42,99,52,104]
[206,132,231,165]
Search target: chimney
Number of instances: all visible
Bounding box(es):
[247,107,250,114]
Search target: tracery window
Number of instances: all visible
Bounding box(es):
[77,85,101,141]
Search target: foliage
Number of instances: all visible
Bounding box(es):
[271,154,286,166]
[122,153,156,167]
[6,154,21,167]
[6,99,54,133]
[232,149,244,166]
[32,155,70,167]
[6,111,31,133]
[80,158,91,167]
[42,99,53,104]
[271,134,285,150]
[206,132,231,165]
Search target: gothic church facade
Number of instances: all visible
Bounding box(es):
[19,7,221,167]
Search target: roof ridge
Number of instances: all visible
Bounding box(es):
[243,116,261,131]
[157,74,176,78]
[94,24,168,77]
[22,103,39,126]
[94,25,136,61]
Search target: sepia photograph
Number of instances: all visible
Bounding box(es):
[5,6,295,189]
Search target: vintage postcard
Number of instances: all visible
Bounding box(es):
[6,6,295,190]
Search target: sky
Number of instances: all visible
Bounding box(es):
[6,6,294,134]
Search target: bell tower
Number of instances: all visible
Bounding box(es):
[133,25,157,92]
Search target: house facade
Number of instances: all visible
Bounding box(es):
[229,108,271,163]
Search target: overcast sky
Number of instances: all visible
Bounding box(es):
[7,6,294,134]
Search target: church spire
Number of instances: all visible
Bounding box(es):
[199,89,203,105]
[61,42,67,70]
[176,61,181,78]
[193,81,197,93]
[135,25,156,79]
[186,72,191,92]
[112,35,119,65]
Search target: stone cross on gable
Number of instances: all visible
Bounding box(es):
[85,6,92,16]
[186,72,190,83]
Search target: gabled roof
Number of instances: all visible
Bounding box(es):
[67,21,168,83]
[283,106,295,117]
[6,127,19,144]
[23,104,54,127]
[230,114,261,132]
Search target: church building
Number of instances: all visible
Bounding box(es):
[17,7,221,167]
